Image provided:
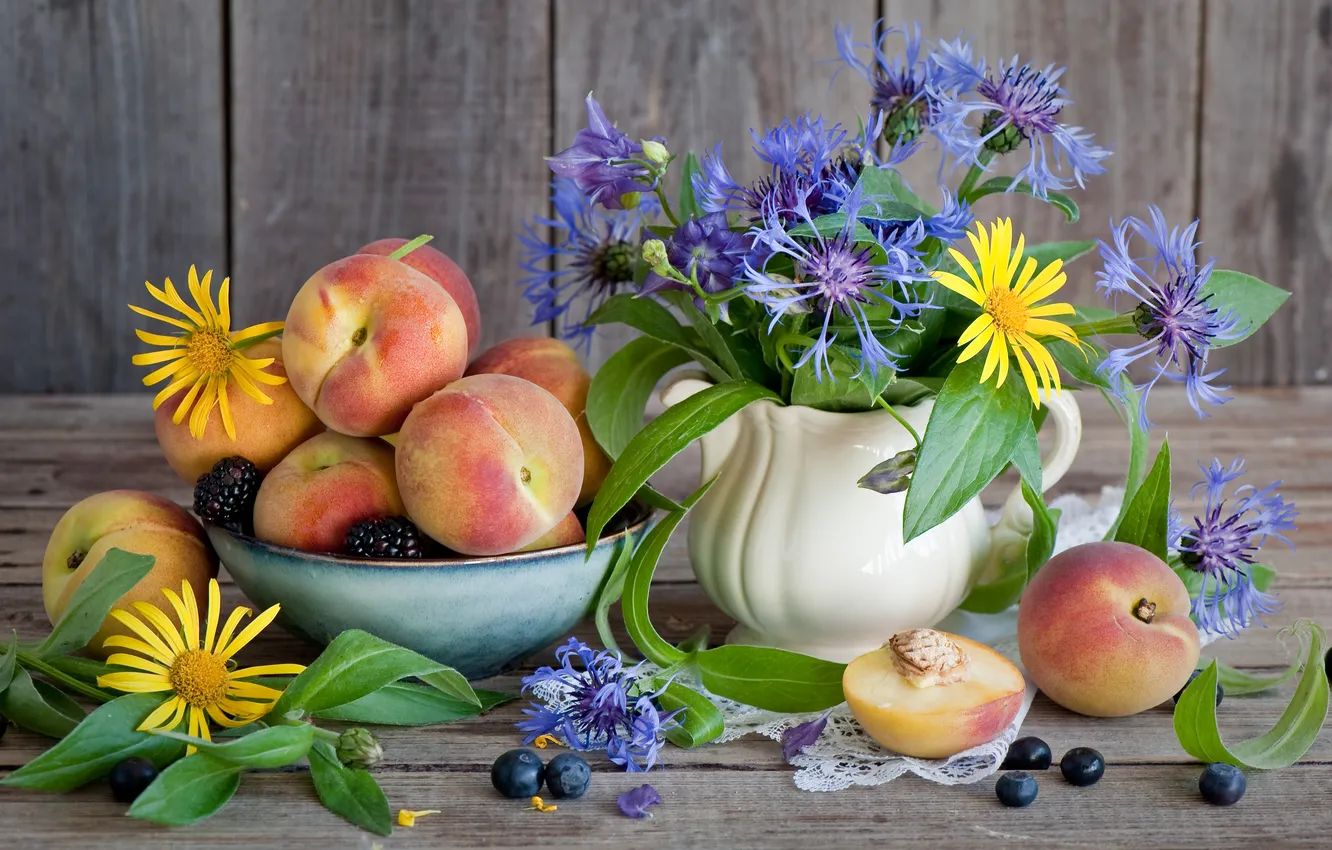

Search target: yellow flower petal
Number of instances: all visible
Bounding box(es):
[946,247,984,293]
[129,303,194,332]
[532,734,562,749]
[956,324,995,364]
[981,331,1008,385]
[159,587,194,648]
[225,680,285,701]
[132,346,187,365]
[217,603,282,662]
[236,356,286,386]
[1026,318,1080,342]
[135,329,189,348]
[138,695,188,733]
[1013,345,1042,409]
[158,277,207,328]
[990,219,1013,286]
[105,653,170,676]
[130,602,187,655]
[203,579,222,654]
[1028,302,1076,318]
[188,376,221,438]
[931,270,984,305]
[206,703,259,728]
[108,609,178,663]
[229,366,275,405]
[231,321,285,344]
[957,313,994,346]
[228,663,307,679]
[218,380,237,441]
[217,277,232,332]
[181,580,202,649]
[1019,260,1067,305]
[398,810,441,828]
[190,267,220,330]
[140,356,190,387]
[215,606,253,656]
[166,371,207,420]
[528,796,558,813]
[102,635,175,665]
[98,673,174,693]
[1010,256,1039,296]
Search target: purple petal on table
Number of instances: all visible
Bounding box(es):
[781,715,829,762]
[617,784,662,819]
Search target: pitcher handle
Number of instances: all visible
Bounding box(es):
[981,389,1083,582]
[660,371,738,482]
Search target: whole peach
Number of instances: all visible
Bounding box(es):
[397,374,583,556]
[516,512,585,553]
[155,339,324,483]
[42,491,217,658]
[357,238,482,357]
[253,432,404,553]
[465,337,611,506]
[1018,541,1200,717]
[282,253,468,437]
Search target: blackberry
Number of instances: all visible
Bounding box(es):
[345,516,428,559]
[193,456,261,529]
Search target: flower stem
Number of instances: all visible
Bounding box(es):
[875,396,922,447]
[957,150,995,202]
[18,652,114,703]
[1069,314,1140,337]
[654,185,681,227]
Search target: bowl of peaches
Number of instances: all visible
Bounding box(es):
[167,239,648,679]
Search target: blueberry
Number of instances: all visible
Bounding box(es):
[1199,763,1246,805]
[1173,669,1224,706]
[545,752,591,799]
[1001,736,1052,771]
[109,757,158,803]
[1059,747,1105,787]
[995,771,1039,807]
[491,749,545,798]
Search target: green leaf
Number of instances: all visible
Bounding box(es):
[272,630,478,719]
[1174,621,1329,769]
[1201,270,1290,347]
[678,152,702,221]
[695,645,845,713]
[0,631,18,694]
[313,685,511,726]
[663,291,745,380]
[585,294,729,382]
[585,379,778,548]
[787,212,885,243]
[308,740,393,836]
[0,667,85,739]
[1010,414,1042,493]
[902,357,1034,542]
[959,482,1058,614]
[37,549,156,658]
[1025,485,1059,580]
[622,485,712,666]
[1113,439,1171,559]
[593,536,637,654]
[656,681,725,748]
[855,165,935,214]
[1215,660,1301,697]
[128,753,242,827]
[966,177,1079,223]
[152,724,314,769]
[46,654,114,684]
[788,347,893,412]
[1,693,183,791]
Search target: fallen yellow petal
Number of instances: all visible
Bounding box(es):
[533,734,562,749]
[528,796,558,813]
[397,809,440,827]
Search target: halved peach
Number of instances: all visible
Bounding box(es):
[843,629,1025,759]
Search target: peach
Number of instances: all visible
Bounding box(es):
[42,491,217,658]
[465,337,611,506]
[1018,541,1200,717]
[516,512,585,553]
[155,339,324,483]
[844,629,1025,759]
[282,253,468,437]
[396,374,583,556]
[253,432,404,553]
[357,238,482,357]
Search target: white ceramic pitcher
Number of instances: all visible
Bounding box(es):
[662,374,1082,663]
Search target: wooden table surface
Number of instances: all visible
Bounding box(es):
[1,389,1330,848]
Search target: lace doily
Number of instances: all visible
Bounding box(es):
[704,485,1128,792]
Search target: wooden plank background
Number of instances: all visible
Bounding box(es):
[0,0,1328,391]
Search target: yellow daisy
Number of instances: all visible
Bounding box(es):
[931,218,1081,407]
[97,579,305,754]
[129,266,286,440]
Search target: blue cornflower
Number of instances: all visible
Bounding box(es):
[1169,458,1296,637]
[519,178,644,351]
[1095,206,1244,429]
[833,21,940,149]
[548,93,655,210]
[926,38,1110,198]
[517,638,682,771]
[640,211,751,299]
[744,186,932,379]
[692,114,856,222]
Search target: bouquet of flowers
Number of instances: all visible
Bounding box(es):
[515,20,1324,769]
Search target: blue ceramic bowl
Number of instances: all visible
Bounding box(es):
[206,502,652,680]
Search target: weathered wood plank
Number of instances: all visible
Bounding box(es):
[0,0,227,392]
[552,0,878,368]
[229,0,551,352]
[1199,0,1332,385]
[881,0,1202,309]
